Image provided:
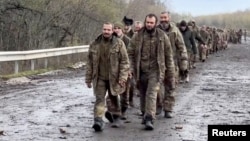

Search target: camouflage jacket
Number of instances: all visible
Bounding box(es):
[120,34,130,48]
[157,22,188,62]
[190,26,205,45]
[127,28,175,82]
[200,30,211,45]
[85,35,130,95]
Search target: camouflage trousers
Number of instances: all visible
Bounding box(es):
[156,63,178,113]
[188,51,194,69]
[198,44,207,61]
[94,79,121,118]
[157,83,175,112]
[212,42,218,53]
[206,44,212,55]
[221,41,228,50]
[139,72,161,119]
[106,77,132,114]
[129,76,137,106]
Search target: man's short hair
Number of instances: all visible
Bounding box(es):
[135,21,143,25]
[103,22,114,28]
[144,13,158,24]
[161,11,170,15]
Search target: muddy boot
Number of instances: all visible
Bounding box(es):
[121,107,127,120]
[105,111,114,123]
[185,74,190,83]
[156,106,162,115]
[141,118,145,124]
[164,111,173,118]
[144,115,154,130]
[111,115,122,128]
[92,117,104,132]
[139,111,145,117]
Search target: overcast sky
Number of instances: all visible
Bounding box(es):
[170,0,250,16]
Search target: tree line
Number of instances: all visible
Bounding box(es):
[2,0,247,52]
[194,9,250,30]
[0,0,169,51]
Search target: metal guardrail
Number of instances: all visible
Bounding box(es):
[0,45,89,74]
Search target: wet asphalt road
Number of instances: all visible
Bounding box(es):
[0,41,250,141]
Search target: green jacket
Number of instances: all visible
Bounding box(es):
[157,22,188,62]
[179,27,197,54]
[127,28,175,82]
[85,35,130,95]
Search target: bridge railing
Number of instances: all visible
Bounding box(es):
[0,45,89,74]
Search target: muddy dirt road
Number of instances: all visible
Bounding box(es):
[1,41,250,141]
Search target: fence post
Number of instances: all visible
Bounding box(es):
[14,61,19,74]
[44,58,48,69]
[31,60,35,71]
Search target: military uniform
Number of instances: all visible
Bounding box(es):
[211,28,220,53]
[106,22,132,121]
[178,22,197,70]
[127,27,175,122]
[157,22,188,116]
[206,27,213,55]
[200,29,211,61]
[85,34,130,130]
[124,29,134,39]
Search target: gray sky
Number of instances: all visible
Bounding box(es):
[170,0,250,16]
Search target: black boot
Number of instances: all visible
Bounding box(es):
[144,115,154,130]
[139,111,145,116]
[121,107,127,120]
[164,111,173,118]
[111,115,122,128]
[92,117,104,132]
[105,111,114,123]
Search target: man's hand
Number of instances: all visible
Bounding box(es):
[128,72,133,78]
[86,82,92,88]
[118,80,126,87]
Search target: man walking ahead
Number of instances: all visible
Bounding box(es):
[128,13,175,130]
[85,22,130,132]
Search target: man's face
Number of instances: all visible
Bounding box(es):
[160,13,170,24]
[180,26,186,31]
[113,26,123,37]
[134,23,142,32]
[124,25,131,31]
[188,25,193,29]
[145,16,156,31]
[102,24,113,38]
[201,26,206,31]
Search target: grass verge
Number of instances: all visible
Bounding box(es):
[0,68,54,80]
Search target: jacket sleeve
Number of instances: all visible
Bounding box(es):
[190,31,197,54]
[118,41,130,82]
[164,34,175,79]
[85,43,93,83]
[127,34,136,73]
[175,29,188,60]
[195,32,205,45]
